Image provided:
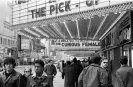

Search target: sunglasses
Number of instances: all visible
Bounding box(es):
[24,71,30,72]
[103,62,108,64]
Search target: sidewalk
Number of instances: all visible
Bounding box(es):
[54,70,64,87]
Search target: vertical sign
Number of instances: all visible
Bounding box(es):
[17,35,21,51]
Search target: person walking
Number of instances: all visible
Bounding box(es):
[62,61,75,87]
[0,57,27,87]
[28,59,53,87]
[116,56,133,87]
[101,57,113,87]
[78,56,108,87]
[71,58,83,87]
[61,60,66,79]
[44,60,57,87]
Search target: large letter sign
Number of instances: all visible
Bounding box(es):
[29,1,71,19]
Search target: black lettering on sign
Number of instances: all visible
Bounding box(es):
[95,0,99,5]
[56,4,58,14]
[65,1,71,11]
[50,5,55,15]
[31,9,35,18]
[86,0,99,7]
[35,8,41,18]
[59,2,64,12]
[41,7,46,17]
[29,1,71,18]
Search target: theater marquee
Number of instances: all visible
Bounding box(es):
[50,39,101,51]
[13,0,133,25]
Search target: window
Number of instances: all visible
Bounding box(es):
[8,39,10,46]
[0,37,1,44]
[1,38,3,45]
[5,39,7,45]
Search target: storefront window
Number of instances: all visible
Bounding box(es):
[123,48,130,66]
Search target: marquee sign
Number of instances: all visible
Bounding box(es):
[51,39,100,47]
[29,1,71,19]
[29,0,100,19]
[50,40,101,51]
[13,0,133,25]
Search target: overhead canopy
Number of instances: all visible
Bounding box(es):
[12,0,133,57]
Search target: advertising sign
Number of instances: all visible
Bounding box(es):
[21,39,30,50]
[12,0,133,25]
[50,39,101,51]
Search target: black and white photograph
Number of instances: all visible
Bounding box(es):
[0,0,133,87]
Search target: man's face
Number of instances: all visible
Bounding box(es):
[34,63,43,74]
[101,59,108,68]
[49,61,53,65]
[4,63,14,73]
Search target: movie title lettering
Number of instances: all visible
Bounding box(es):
[86,0,99,7]
[29,1,71,18]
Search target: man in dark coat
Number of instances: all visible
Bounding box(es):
[116,56,133,87]
[44,60,57,87]
[0,57,27,87]
[28,60,53,87]
[62,61,75,87]
[71,58,83,87]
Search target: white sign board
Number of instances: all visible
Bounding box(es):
[12,0,133,25]
[21,39,30,50]
[50,39,101,51]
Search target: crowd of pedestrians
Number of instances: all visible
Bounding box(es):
[0,57,57,87]
[62,58,83,87]
[0,55,133,87]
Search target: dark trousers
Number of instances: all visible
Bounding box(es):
[47,75,54,87]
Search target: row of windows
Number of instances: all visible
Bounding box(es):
[0,37,16,47]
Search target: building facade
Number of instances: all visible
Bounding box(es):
[100,11,133,86]
[0,0,17,61]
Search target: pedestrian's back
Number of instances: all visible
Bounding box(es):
[78,56,108,87]
[117,66,133,87]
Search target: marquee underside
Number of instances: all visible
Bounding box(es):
[12,1,133,57]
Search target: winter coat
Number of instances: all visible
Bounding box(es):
[63,65,77,87]
[0,70,27,87]
[27,72,53,87]
[78,64,108,87]
[71,63,83,87]
[44,64,57,76]
[116,65,133,87]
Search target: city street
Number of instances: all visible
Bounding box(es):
[15,65,64,87]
